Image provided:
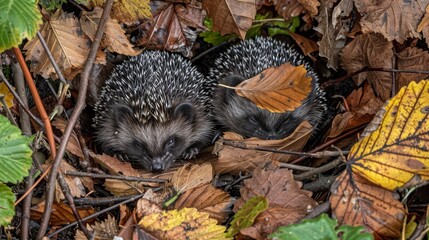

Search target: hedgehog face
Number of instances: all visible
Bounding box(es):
[97,103,205,172]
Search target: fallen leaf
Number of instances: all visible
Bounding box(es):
[289,32,319,57]
[136,1,206,57]
[396,47,429,88]
[103,179,145,196]
[214,121,313,174]
[349,80,429,190]
[174,183,233,223]
[234,164,317,211]
[75,214,118,240]
[417,5,429,47]
[202,0,257,39]
[328,82,384,138]
[52,118,84,159]
[31,201,95,225]
[341,33,393,101]
[24,9,106,80]
[272,0,320,24]
[330,171,406,239]
[232,63,313,113]
[138,208,228,240]
[355,0,426,43]
[80,7,141,56]
[91,0,151,26]
[172,163,213,193]
[0,82,14,108]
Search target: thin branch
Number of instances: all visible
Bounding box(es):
[36,1,114,238]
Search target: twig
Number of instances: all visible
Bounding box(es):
[13,62,34,240]
[65,171,167,183]
[57,172,92,238]
[36,1,114,238]
[47,194,144,238]
[294,157,344,181]
[223,140,348,158]
[303,201,330,219]
[0,69,43,127]
[13,46,57,162]
[279,163,315,171]
[36,31,67,85]
[72,195,142,206]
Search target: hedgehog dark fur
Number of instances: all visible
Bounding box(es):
[208,37,326,140]
[94,51,215,172]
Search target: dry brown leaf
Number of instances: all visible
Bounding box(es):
[214,121,313,174]
[234,164,317,211]
[341,33,393,101]
[174,183,233,223]
[104,178,145,196]
[60,161,93,197]
[91,0,151,26]
[23,9,106,80]
[240,207,308,239]
[202,0,257,39]
[137,1,206,57]
[289,32,319,57]
[80,7,141,56]
[172,163,213,193]
[52,118,84,159]
[232,63,313,113]
[328,82,384,138]
[355,0,427,43]
[75,214,118,240]
[136,198,163,220]
[330,171,406,239]
[314,0,351,70]
[418,5,429,47]
[31,201,96,225]
[272,0,319,24]
[89,152,141,177]
[396,47,429,88]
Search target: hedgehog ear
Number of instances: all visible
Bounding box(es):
[112,104,134,124]
[173,103,195,122]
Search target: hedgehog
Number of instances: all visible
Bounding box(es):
[93,51,215,172]
[208,37,326,140]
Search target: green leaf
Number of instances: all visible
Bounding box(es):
[199,31,236,46]
[0,0,42,53]
[0,183,16,226]
[270,214,374,240]
[39,0,67,11]
[226,195,268,237]
[0,115,33,183]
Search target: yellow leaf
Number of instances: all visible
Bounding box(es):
[0,82,14,108]
[139,208,229,240]
[91,0,151,26]
[349,80,429,190]
[233,63,313,113]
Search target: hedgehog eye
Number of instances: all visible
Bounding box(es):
[166,137,176,148]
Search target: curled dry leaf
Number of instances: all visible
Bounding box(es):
[174,183,234,223]
[214,121,313,174]
[341,33,393,101]
[75,214,118,240]
[330,171,406,239]
[328,82,384,138]
[31,201,96,225]
[272,0,320,23]
[314,0,352,70]
[172,163,213,193]
[349,80,429,190]
[233,63,312,113]
[355,0,426,43]
[234,164,317,212]
[138,208,228,240]
[202,0,257,39]
[137,1,206,57]
[418,5,429,47]
[23,9,106,80]
[91,0,151,26]
[80,7,141,56]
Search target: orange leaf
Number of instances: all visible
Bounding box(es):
[232,63,312,113]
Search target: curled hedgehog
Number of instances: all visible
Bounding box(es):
[208,37,326,140]
[93,51,215,172]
